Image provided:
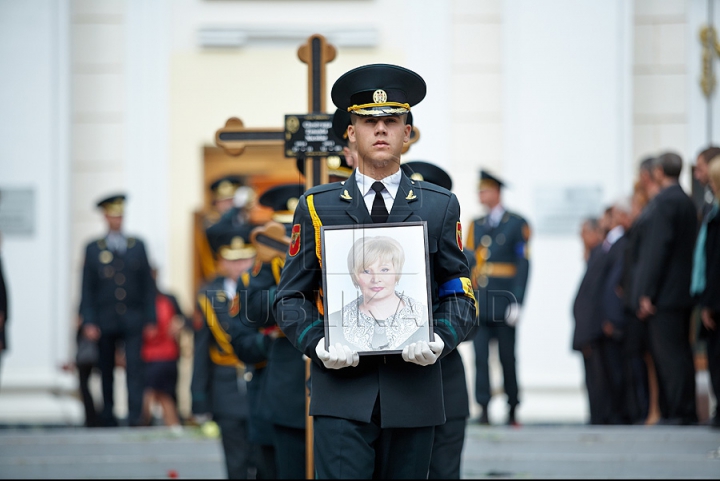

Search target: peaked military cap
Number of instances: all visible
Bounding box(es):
[210,175,243,202]
[331,64,426,117]
[401,161,453,191]
[96,194,126,217]
[332,108,352,141]
[259,183,305,223]
[206,222,256,261]
[479,169,505,190]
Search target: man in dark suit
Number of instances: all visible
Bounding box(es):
[192,223,257,479]
[634,152,698,424]
[466,170,531,426]
[401,160,472,479]
[79,194,156,427]
[273,64,476,479]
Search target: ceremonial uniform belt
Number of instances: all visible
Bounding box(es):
[478,262,517,278]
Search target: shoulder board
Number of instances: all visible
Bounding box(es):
[305,182,343,196]
[414,181,452,197]
[126,237,137,248]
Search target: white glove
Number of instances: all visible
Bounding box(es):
[316,337,359,369]
[402,333,444,366]
[505,304,521,327]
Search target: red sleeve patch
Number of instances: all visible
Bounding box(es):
[289,224,301,257]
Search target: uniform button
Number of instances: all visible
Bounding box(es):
[243,372,253,382]
[497,234,506,245]
[478,275,489,288]
[481,235,492,247]
[116,303,127,315]
[103,266,115,278]
[115,273,126,285]
[115,288,127,300]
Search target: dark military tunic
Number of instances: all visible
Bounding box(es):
[274,171,475,478]
[79,234,156,426]
[467,210,530,409]
[243,226,307,480]
[192,275,251,479]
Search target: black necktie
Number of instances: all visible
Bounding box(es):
[371,181,389,223]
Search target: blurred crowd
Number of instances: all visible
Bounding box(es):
[572,148,720,428]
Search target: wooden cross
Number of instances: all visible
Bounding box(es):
[215,34,420,189]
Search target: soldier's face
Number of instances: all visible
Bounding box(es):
[214,198,234,215]
[104,214,123,232]
[222,257,254,279]
[479,187,500,208]
[348,115,411,173]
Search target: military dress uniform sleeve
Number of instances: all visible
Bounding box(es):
[245,262,280,329]
[80,243,98,326]
[191,297,212,415]
[229,272,273,365]
[273,195,324,364]
[431,193,476,354]
[513,218,531,305]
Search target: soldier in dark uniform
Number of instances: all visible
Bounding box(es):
[401,160,473,479]
[274,64,476,479]
[237,183,306,479]
[196,175,250,284]
[467,171,531,426]
[192,224,257,479]
[79,194,156,427]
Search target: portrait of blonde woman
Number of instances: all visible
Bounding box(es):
[327,235,430,353]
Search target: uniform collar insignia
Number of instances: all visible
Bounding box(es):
[340,189,352,200]
[405,190,416,200]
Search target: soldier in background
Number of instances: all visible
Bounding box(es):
[192,224,257,479]
[242,183,306,479]
[79,194,156,427]
[401,160,472,479]
[467,170,531,426]
[196,176,249,284]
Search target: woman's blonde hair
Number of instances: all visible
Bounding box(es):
[347,235,405,286]
[709,154,720,200]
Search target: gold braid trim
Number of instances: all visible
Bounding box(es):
[197,293,243,367]
[271,256,285,285]
[348,102,410,113]
[306,195,323,268]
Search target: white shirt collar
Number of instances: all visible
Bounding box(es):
[355,168,402,200]
[606,225,625,246]
[223,277,237,299]
[489,204,505,226]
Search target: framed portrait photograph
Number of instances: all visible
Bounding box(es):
[321,221,434,355]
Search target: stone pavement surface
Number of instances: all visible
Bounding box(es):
[0,424,718,479]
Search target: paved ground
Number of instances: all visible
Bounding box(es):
[0,424,718,479]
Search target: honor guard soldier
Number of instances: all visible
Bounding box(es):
[196,176,250,284]
[401,160,474,479]
[467,170,531,425]
[192,224,256,479]
[79,194,156,427]
[274,64,476,479]
[237,183,306,479]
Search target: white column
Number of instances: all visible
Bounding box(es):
[0,0,77,422]
[503,0,633,421]
[124,0,171,285]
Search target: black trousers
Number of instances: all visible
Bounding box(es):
[473,324,518,407]
[251,443,276,480]
[97,327,144,426]
[622,314,649,423]
[216,417,250,479]
[272,424,305,479]
[78,363,99,427]
[583,338,625,425]
[428,418,466,479]
[313,413,435,479]
[647,308,697,423]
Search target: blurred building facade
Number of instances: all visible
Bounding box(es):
[0,0,717,423]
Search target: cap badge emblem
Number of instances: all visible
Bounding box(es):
[373,89,387,104]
